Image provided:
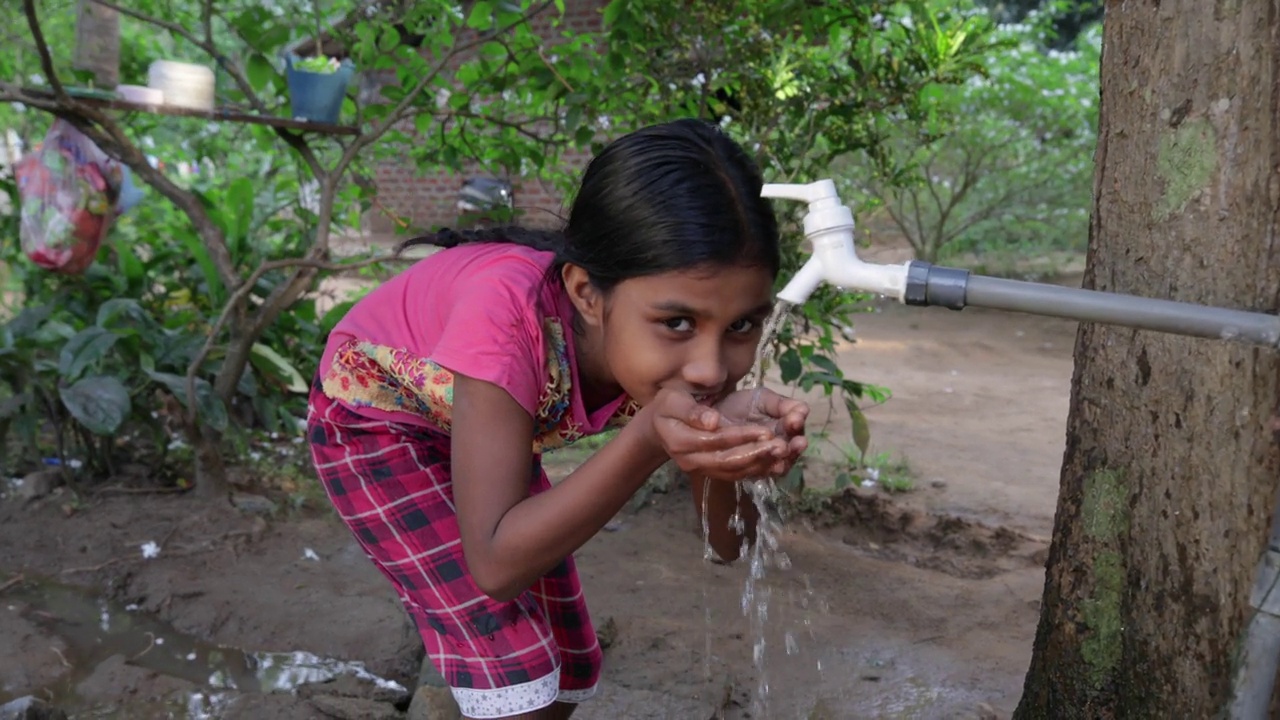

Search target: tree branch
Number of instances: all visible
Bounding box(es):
[22,0,64,99]
[337,2,555,176]
[453,110,563,143]
[89,0,329,181]
[240,0,562,373]
[200,0,213,48]
[185,253,398,425]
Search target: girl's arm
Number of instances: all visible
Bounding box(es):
[451,375,786,602]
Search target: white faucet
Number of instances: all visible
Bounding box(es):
[761,180,912,305]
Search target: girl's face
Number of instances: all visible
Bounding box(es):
[565,263,776,408]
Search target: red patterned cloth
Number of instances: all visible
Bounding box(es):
[306,382,602,717]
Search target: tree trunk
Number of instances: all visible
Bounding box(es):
[1015,1,1280,717]
[191,424,229,500]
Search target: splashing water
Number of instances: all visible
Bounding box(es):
[740,300,793,391]
[696,301,798,716]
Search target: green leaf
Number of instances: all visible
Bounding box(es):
[6,304,53,338]
[467,1,493,29]
[810,354,842,378]
[320,300,357,334]
[238,366,259,398]
[249,342,309,394]
[60,376,131,436]
[146,370,229,433]
[0,391,31,420]
[117,243,146,284]
[778,348,802,384]
[195,384,229,432]
[602,1,624,26]
[226,177,256,242]
[779,463,805,495]
[59,328,119,381]
[246,53,276,93]
[34,319,77,344]
[845,397,871,459]
[231,7,271,46]
[175,228,224,303]
[95,299,147,330]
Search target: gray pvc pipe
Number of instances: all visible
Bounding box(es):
[964,275,1280,348]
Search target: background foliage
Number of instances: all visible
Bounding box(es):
[0,0,1102,498]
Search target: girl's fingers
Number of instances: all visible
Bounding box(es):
[783,409,809,436]
[658,391,721,431]
[658,420,774,455]
[680,438,789,480]
[751,390,810,423]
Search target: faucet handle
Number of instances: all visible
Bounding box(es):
[761,179,853,236]
[760,180,841,210]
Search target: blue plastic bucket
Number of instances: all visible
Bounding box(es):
[284,55,355,124]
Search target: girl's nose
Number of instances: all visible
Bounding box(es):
[681,341,729,390]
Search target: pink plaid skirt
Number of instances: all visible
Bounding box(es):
[306,384,602,718]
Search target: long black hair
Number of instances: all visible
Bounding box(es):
[399,119,781,292]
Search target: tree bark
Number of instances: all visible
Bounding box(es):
[1015,1,1280,717]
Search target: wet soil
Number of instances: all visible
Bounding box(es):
[0,291,1079,719]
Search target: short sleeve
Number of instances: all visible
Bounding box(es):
[427,258,545,417]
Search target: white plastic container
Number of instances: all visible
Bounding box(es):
[147,60,214,111]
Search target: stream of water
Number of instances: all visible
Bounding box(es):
[698,300,827,717]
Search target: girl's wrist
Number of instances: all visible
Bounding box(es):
[618,405,670,471]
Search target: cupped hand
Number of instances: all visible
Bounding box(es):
[714,387,809,477]
[644,388,792,482]
[642,388,810,481]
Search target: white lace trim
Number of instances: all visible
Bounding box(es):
[557,684,598,704]
[450,670,597,718]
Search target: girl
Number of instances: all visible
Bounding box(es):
[306,118,810,720]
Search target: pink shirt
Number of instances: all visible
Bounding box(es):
[317,243,637,452]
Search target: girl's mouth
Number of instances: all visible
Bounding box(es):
[692,393,718,406]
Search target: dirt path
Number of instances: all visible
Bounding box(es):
[0,292,1079,719]
[831,299,1078,537]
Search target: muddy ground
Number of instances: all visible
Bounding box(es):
[0,288,1080,719]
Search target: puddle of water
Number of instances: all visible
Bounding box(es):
[3,576,405,718]
[808,645,993,720]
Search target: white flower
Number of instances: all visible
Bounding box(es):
[141,541,161,559]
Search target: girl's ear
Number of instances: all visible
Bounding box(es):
[562,263,604,327]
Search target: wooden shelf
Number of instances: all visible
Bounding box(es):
[19,87,359,136]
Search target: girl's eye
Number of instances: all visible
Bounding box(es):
[729,319,757,334]
[663,318,694,333]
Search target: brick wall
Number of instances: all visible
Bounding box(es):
[365,0,606,235]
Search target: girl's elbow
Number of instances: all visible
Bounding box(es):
[466,551,524,602]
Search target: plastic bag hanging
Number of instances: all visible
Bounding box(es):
[15,120,128,275]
